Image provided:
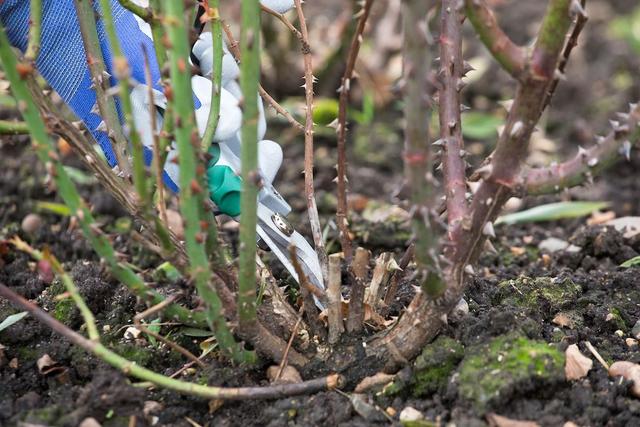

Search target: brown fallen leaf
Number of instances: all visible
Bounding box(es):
[486,413,540,427]
[354,372,395,393]
[267,365,302,384]
[37,354,64,376]
[553,312,574,328]
[609,361,640,397]
[165,209,184,239]
[565,344,593,380]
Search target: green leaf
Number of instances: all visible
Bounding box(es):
[35,201,72,216]
[153,262,182,283]
[179,327,215,337]
[461,112,503,140]
[63,166,97,185]
[144,318,162,346]
[313,97,339,126]
[621,256,640,268]
[496,201,609,225]
[0,311,28,333]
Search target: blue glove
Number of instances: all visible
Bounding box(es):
[0,0,180,190]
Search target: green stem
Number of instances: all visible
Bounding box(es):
[0,24,206,329]
[73,0,131,177]
[201,1,223,150]
[25,0,42,62]
[96,0,149,209]
[162,1,250,363]
[0,120,29,134]
[238,0,260,328]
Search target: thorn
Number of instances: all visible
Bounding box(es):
[448,120,457,131]
[595,135,606,145]
[616,112,630,122]
[577,146,588,157]
[463,264,475,275]
[510,121,524,138]
[484,239,498,254]
[460,104,470,112]
[620,140,631,161]
[432,139,445,147]
[435,163,443,171]
[463,61,475,74]
[482,221,496,238]
[609,120,620,129]
[498,99,514,112]
[90,102,100,115]
[459,150,468,158]
[554,69,566,81]
[629,102,638,112]
[475,164,493,179]
[570,0,588,19]
[95,121,107,132]
[455,78,466,92]
[102,70,112,80]
[587,157,598,167]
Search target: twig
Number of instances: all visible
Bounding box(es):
[142,46,168,226]
[200,0,224,150]
[73,0,130,177]
[293,0,329,282]
[346,247,370,333]
[327,253,344,344]
[221,22,304,132]
[260,4,304,42]
[0,120,29,135]
[524,103,640,194]
[464,0,526,79]
[365,252,393,309]
[0,283,344,400]
[542,0,588,110]
[336,0,374,262]
[275,305,304,381]
[134,296,206,368]
[584,341,609,370]
[25,0,42,63]
[438,0,468,258]
[288,245,325,338]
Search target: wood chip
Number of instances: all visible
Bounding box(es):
[565,344,593,380]
[267,365,302,384]
[486,413,540,427]
[354,372,395,393]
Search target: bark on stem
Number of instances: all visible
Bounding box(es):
[464,0,526,79]
[25,0,42,63]
[336,0,374,261]
[524,103,640,194]
[346,247,369,333]
[293,0,329,282]
[438,0,468,256]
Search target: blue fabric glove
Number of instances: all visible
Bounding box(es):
[0,0,179,191]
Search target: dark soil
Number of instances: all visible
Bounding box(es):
[2,1,640,426]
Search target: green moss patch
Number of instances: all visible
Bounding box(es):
[494,276,580,312]
[412,336,464,396]
[457,334,564,412]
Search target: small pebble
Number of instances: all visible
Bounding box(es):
[615,330,624,337]
[21,213,43,234]
[626,338,638,348]
[631,320,640,339]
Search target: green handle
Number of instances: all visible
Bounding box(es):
[206,144,242,217]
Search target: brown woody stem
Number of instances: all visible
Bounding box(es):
[439,0,468,254]
[464,0,526,79]
[336,0,374,261]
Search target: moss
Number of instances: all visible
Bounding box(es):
[16,345,39,361]
[457,333,564,413]
[54,298,77,324]
[494,276,580,312]
[111,342,154,366]
[20,405,62,425]
[411,336,464,396]
[605,307,627,331]
[401,420,437,427]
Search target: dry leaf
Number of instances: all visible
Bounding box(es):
[354,372,395,393]
[565,344,593,380]
[37,354,61,375]
[78,418,102,427]
[587,210,616,225]
[510,246,526,256]
[486,413,540,427]
[267,365,302,384]
[208,399,224,414]
[609,361,640,397]
[165,209,184,239]
[553,313,574,328]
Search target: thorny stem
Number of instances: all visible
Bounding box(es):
[221,22,304,132]
[459,0,573,272]
[97,0,149,208]
[524,103,640,194]
[25,0,42,63]
[0,283,344,400]
[73,0,130,177]
[288,245,324,338]
[0,120,29,134]
[163,1,249,363]
[238,0,261,332]
[464,0,526,79]
[293,0,329,282]
[260,3,304,43]
[0,26,207,328]
[327,253,344,344]
[200,0,223,151]
[346,247,369,333]
[402,0,442,296]
[438,0,468,256]
[336,0,374,262]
